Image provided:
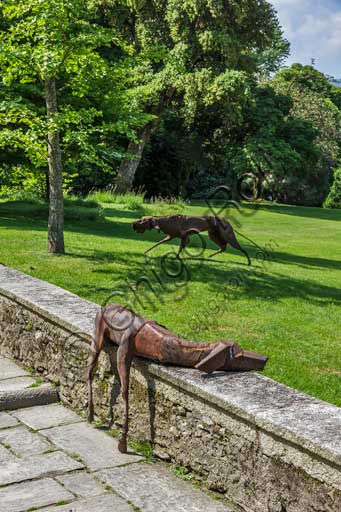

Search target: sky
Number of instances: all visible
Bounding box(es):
[271,0,341,77]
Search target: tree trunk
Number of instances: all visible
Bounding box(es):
[45,76,65,254]
[115,126,151,194]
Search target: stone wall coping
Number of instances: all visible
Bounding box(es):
[0,264,340,468]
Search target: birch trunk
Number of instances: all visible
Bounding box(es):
[115,126,151,194]
[45,76,65,254]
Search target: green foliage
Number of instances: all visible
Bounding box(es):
[265,64,341,205]
[87,190,145,208]
[150,196,186,215]
[0,196,103,222]
[330,85,341,110]
[2,0,336,210]
[226,84,322,205]
[64,205,104,222]
[0,0,151,194]
[273,64,332,96]
[128,440,155,461]
[173,465,194,481]
[324,168,341,209]
[106,0,289,162]
[0,189,44,204]
[63,196,99,209]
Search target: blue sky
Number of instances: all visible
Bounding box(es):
[271,0,341,77]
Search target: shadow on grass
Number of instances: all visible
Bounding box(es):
[252,202,341,221]
[68,246,340,310]
[269,250,340,270]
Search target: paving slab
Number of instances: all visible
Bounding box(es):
[41,421,143,471]
[0,443,16,463]
[0,375,36,392]
[0,356,28,379]
[11,402,82,429]
[0,411,18,429]
[0,477,74,512]
[35,492,134,512]
[0,450,83,486]
[0,425,52,457]
[56,470,107,498]
[97,463,232,512]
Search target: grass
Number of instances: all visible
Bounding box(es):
[0,195,103,222]
[0,196,340,406]
[29,377,45,388]
[87,190,145,209]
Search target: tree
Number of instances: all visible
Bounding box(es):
[0,0,149,252]
[227,85,323,205]
[104,0,289,192]
[272,65,341,205]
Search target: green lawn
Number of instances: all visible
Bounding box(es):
[0,198,340,406]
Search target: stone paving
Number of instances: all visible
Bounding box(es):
[0,356,232,512]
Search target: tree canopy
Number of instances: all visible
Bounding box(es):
[0,1,340,222]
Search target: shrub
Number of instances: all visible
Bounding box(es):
[323,168,341,209]
[0,190,44,204]
[87,189,145,210]
[0,196,103,222]
[86,191,118,203]
[64,205,104,222]
[151,196,186,216]
[64,195,99,209]
[123,194,144,211]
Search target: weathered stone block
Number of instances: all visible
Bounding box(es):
[12,402,83,430]
[35,492,134,512]
[0,425,52,457]
[56,470,107,498]
[40,421,143,471]
[0,477,74,512]
[0,450,83,486]
[0,411,18,429]
[96,462,231,512]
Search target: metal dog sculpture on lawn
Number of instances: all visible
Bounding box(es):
[132,214,251,264]
[87,304,268,453]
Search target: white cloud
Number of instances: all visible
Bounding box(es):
[270,0,341,76]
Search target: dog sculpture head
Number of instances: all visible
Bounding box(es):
[132,216,160,234]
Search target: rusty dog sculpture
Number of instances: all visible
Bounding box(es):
[132,214,251,265]
[87,304,268,453]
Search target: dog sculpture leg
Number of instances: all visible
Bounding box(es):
[208,223,251,265]
[207,227,226,258]
[87,311,106,423]
[117,336,134,454]
[177,228,201,257]
[144,235,172,254]
[208,245,226,258]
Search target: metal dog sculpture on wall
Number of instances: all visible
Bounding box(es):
[87,304,268,453]
[132,215,251,264]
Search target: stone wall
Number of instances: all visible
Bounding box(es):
[0,264,340,512]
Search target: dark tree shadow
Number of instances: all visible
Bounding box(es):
[268,250,340,270]
[252,202,341,221]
